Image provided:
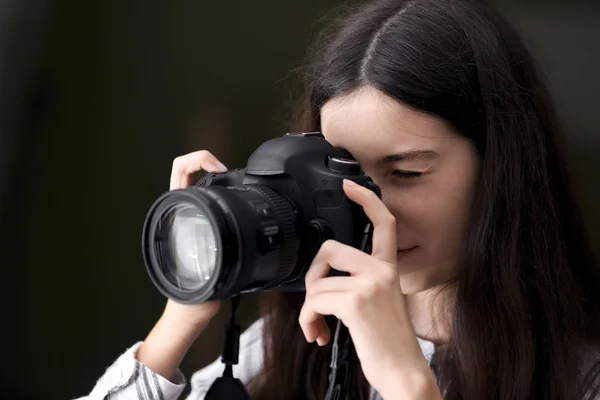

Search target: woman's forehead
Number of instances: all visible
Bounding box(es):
[320,88,458,160]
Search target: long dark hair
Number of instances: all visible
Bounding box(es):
[247,0,600,398]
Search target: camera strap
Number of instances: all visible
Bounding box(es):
[206,222,374,400]
[324,222,374,400]
[323,318,353,400]
[204,295,252,400]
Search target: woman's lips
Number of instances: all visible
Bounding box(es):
[397,246,418,252]
[397,246,418,259]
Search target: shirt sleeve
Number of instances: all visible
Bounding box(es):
[75,342,186,400]
[76,318,265,400]
[579,345,600,400]
[186,318,265,399]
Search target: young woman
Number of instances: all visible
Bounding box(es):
[82,0,600,399]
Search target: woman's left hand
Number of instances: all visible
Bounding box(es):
[299,179,439,399]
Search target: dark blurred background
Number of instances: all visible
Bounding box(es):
[0,0,598,399]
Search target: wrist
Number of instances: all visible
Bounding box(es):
[159,308,209,339]
[378,364,441,400]
[136,314,207,382]
[162,299,220,333]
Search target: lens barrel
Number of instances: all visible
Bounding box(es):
[142,184,299,303]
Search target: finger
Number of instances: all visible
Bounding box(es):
[299,292,352,346]
[299,313,331,346]
[343,179,397,263]
[315,318,331,346]
[169,150,228,190]
[305,240,378,285]
[305,276,362,296]
[303,276,362,345]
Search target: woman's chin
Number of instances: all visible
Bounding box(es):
[396,249,437,294]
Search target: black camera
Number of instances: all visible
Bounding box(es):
[142,132,381,304]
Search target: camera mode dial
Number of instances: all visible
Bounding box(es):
[326,156,361,175]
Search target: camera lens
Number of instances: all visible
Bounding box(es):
[142,184,300,303]
[159,202,218,291]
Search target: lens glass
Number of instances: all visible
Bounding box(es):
[159,202,219,291]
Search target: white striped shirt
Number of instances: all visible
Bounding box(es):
[77,317,437,400]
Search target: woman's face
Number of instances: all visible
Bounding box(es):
[320,86,480,294]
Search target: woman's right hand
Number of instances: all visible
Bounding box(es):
[136,150,229,381]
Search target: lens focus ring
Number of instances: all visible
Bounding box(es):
[248,184,298,284]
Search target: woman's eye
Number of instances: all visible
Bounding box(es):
[391,170,422,179]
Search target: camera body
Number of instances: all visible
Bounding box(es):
[142,132,380,303]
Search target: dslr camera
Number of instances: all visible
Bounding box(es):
[142,132,380,304]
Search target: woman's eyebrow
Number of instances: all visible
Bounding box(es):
[380,149,439,164]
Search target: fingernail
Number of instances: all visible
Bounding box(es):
[343,179,359,187]
[212,160,228,172]
[301,328,312,343]
[316,337,325,346]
